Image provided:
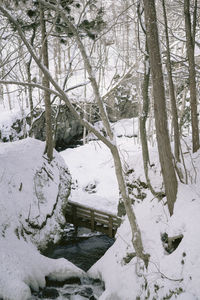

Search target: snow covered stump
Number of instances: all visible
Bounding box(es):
[0,138,86,300]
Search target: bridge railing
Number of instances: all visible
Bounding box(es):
[65,201,121,238]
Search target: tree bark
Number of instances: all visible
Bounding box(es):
[184,0,199,153]
[139,44,150,175]
[143,0,178,216]
[40,0,149,267]
[111,146,150,268]
[0,3,150,267]
[26,27,36,126]
[162,0,181,162]
[39,4,53,161]
[59,6,149,266]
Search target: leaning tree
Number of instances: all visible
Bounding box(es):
[0,0,150,267]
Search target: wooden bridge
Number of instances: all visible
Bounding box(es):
[65,201,121,238]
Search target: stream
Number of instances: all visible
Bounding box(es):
[31,225,114,300]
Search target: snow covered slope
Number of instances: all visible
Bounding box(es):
[0,138,85,300]
[61,120,200,300]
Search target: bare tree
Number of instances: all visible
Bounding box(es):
[143,0,178,216]
[162,0,181,162]
[0,2,150,267]
[26,26,36,126]
[39,3,53,161]
[184,0,199,153]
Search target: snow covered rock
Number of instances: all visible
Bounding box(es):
[0,137,71,248]
[0,236,85,300]
[0,138,87,300]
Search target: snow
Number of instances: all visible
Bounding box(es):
[0,108,29,142]
[0,137,86,300]
[0,236,85,300]
[0,137,70,245]
[1,117,200,299]
[61,140,119,214]
[60,119,200,299]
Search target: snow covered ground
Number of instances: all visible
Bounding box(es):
[61,119,200,299]
[1,118,200,299]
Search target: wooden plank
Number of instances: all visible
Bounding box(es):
[68,201,117,218]
[91,210,95,231]
[76,210,91,218]
[65,202,121,238]
[76,207,90,214]
[93,218,109,226]
[72,205,77,225]
[108,216,113,238]
[94,213,109,221]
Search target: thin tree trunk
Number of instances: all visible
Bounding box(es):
[62,12,149,266]
[143,0,178,216]
[184,0,199,153]
[162,0,181,162]
[179,85,187,135]
[140,44,164,198]
[140,44,150,172]
[26,27,36,126]
[39,4,53,161]
[1,2,149,268]
[111,146,150,268]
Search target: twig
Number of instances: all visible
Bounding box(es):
[150,260,183,282]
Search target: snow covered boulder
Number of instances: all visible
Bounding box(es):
[0,236,85,300]
[0,137,71,248]
[0,138,87,300]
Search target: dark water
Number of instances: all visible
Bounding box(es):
[45,230,114,272]
[31,226,114,299]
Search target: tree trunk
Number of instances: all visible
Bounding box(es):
[26,60,34,124]
[139,44,150,174]
[111,146,150,268]
[61,10,149,266]
[184,0,199,153]
[39,4,53,161]
[162,0,181,162]
[26,28,36,126]
[1,2,149,268]
[143,0,178,216]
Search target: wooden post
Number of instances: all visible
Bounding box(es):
[108,216,113,238]
[91,210,95,232]
[72,205,78,232]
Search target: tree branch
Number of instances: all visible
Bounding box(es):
[0,80,61,97]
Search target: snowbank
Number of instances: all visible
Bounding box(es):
[0,138,86,300]
[61,122,200,299]
[86,140,200,299]
[0,236,85,300]
[61,140,119,215]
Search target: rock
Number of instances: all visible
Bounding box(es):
[30,105,83,151]
[39,287,59,298]
[89,296,97,300]
[46,277,81,287]
[117,200,126,217]
[104,74,138,122]
[0,92,138,149]
[75,286,93,297]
